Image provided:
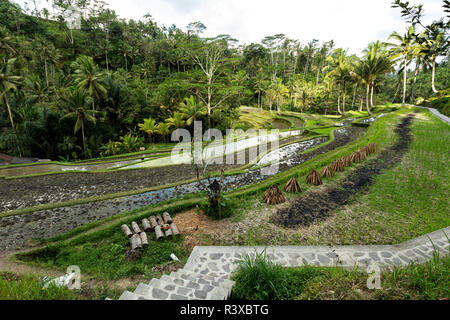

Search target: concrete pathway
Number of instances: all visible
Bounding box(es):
[116,227,449,300]
[407,104,450,124]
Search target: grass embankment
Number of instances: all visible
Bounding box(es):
[231,250,450,300]
[0,272,79,300]
[304,110,450,245]
[221,109,449,246]
[14,198,200,280]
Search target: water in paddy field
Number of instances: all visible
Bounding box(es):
[116,133,337,206]
[0,158,149,178]
[255,137,328,167]
[359,113,386,124]
[120,129,305,169]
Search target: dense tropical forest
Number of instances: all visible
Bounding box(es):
[0,0,448,161]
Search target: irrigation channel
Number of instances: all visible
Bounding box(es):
[0,120,375,251]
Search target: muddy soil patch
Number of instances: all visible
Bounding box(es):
[271,114,414,228]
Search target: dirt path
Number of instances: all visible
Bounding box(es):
[272,113,414,228]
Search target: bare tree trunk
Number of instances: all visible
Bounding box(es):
[431,57,438,93]
[366,83,372,115]
[342,83,346,114]
[370,81,375,107]
[337,95,341,115]
[410,66,419,102]
[352,84,358,110]
[81,120,86,155]
[44,59,49,87]
[402,57,407,104]
[3,94,15,129]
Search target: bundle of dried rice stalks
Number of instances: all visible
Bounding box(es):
[350,151,361,163]
[320,165,334,178]
[331,158,344,172]
[306,170,322,185]
[358,147,367,160]
[263,185,286,205]
[367,143,378,154]
[342,155,352,167]
[284,177,302,193]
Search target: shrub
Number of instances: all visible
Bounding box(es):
[200,195,234,220]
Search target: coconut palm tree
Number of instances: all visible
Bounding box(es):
[24,74,47,104]
[271,77,289,113]
[138,118,157,143]
[60,88,98,155]
[71,55,107,115]
[166,111,186,130]
[253,74,266,108]
[179,95,207,126]
[355,42,394,115]
[156,122,170,143]
[386,26,416,104]
[0,58,21,128]
[0,31,16,63]
[324,48,352,114]
[35,36,61,88]
[419,26,449,93]
[409,41,430,102]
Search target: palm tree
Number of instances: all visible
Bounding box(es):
[409,41,430,102]
[288,75,302,109]
[60,88,98,155]
[138,118,157,143]
[71,55,107,115]
[166,111,186,130]
[98,39,112,72]
[156,122,170,143]
[324,48,352,114]
[35,36,60,88]
[24,74,47,104]
[271,77,289,113]
[420,27,449,93]
[355,42,394,115]
[0,58,21,128]
[0,31,16,64]
[386,26,416,104]
[253,74,266,108]
[179,95,207,126]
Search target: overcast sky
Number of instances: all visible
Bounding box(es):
[14,0,445,54]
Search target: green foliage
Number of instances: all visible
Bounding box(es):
[231,250,326,300]
[19,232,187,280]
[0,272,78,300]
[0,0,448,160]
[200,195,235,220]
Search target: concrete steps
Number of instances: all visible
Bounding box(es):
[117,268,235,301]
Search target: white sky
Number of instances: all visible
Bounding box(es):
[14,0,446,54]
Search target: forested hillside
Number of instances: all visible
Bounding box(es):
[0,0,448,160]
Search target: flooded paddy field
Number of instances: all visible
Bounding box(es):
[0,126,366,251]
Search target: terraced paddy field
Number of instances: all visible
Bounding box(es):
[1,105,448,302]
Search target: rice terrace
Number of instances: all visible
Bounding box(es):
[0,0,449,309]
